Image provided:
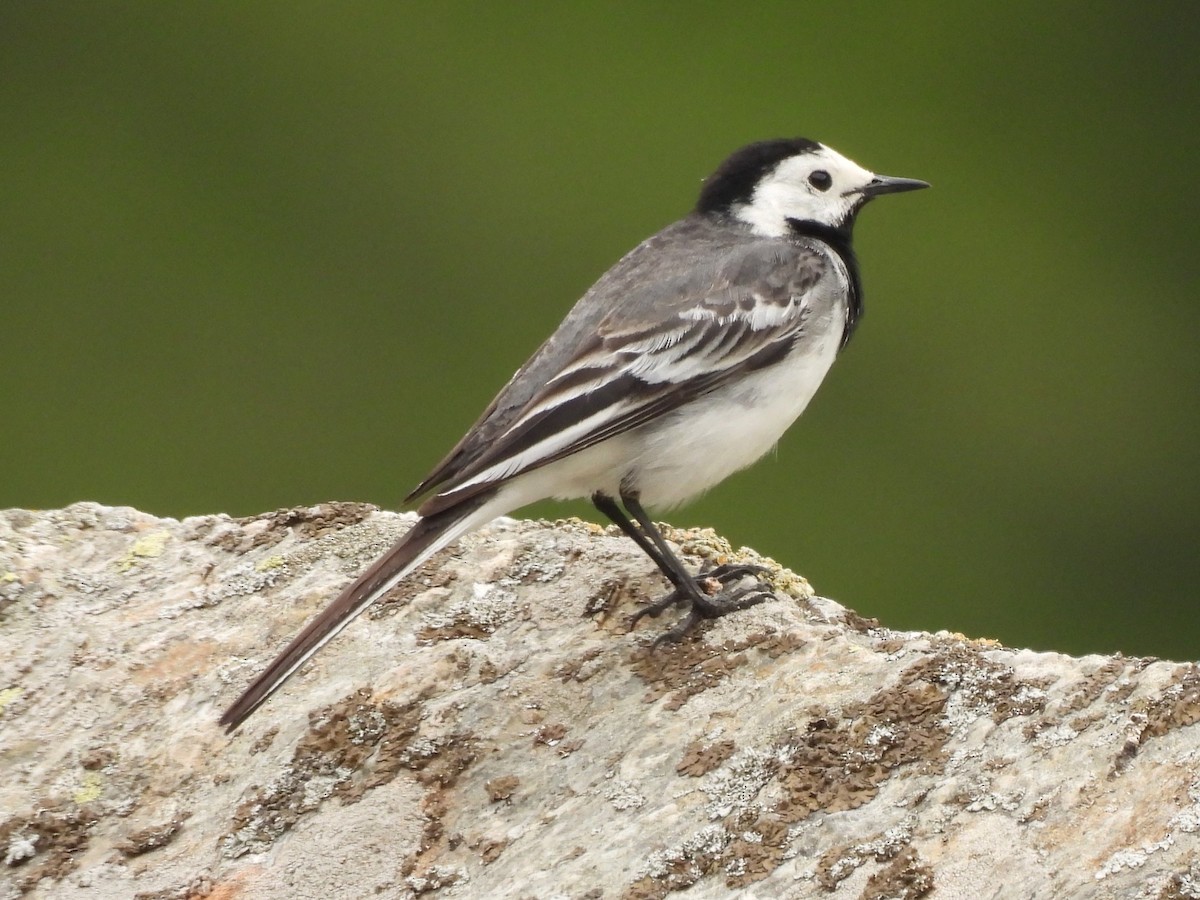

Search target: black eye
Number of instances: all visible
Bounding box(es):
[808,170,832,191]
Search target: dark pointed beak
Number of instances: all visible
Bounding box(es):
[859,174,930,197]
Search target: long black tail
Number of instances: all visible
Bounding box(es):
[220,498,492,732]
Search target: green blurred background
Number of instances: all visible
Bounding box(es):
[3,3,1197,660]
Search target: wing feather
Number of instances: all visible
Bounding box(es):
[414,237,831,516]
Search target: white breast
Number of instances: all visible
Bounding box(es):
[628,310,844,509]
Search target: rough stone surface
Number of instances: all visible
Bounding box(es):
[1,502,1198,899]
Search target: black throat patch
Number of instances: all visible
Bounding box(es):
[786,217,863,350]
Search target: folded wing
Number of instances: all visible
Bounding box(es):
[413,237,832,515]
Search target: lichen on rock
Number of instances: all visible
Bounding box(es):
[0,502,1197,899]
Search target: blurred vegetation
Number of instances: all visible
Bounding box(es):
[2,3,1197,660]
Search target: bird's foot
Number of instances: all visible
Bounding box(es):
[630,563,775,647]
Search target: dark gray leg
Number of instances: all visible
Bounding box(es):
[591,490,775,644]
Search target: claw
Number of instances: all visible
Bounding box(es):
[701,562,771,582]
[647,608,703,648]
[628,591,684,629]
[628,562,776,644]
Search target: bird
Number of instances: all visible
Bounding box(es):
[219,137,928,731]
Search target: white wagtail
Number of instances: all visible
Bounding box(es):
[220,138,928,730]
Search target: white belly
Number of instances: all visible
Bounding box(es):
[627,323,842,508]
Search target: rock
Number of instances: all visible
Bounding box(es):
[0,502,1198,899]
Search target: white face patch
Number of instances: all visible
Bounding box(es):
[734,145,878,237]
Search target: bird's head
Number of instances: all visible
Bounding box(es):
[696,138,928,238]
